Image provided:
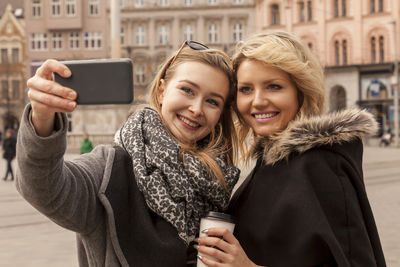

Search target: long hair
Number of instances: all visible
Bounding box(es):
[232,31,325,158]
[148,46,238,188]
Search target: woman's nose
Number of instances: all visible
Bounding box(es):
[252,89,268,107]
[188,99,204,116]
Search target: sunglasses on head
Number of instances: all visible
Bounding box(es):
[168,40,229,68]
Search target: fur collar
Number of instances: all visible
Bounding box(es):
[252,109,378,165]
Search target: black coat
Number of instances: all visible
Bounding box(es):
[2,135,16,160]
[229,109,386,267]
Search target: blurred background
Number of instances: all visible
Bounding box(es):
[0,0,399,266]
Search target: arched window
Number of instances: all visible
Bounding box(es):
[335,40,340,65]
[379,36,384,63]
[371,37,376,63]
[342,40,347,65]
[271,4,280,25]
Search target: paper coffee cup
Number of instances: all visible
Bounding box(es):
[197,211,235,267]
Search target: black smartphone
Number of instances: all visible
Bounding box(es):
[54,58,133,105]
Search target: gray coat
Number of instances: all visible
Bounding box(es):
[16,105,128,266]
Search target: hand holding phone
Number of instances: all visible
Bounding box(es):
[54,58,134,105]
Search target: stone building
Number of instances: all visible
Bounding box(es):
[24,0,131,151]
[119,0,256,100]
[23,0,256,151]
[256,0,400,135]
[0,2,25,132]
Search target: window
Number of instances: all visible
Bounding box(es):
[335,40,340,65]
[69,32,80,49]
[334,0,346,17]
[378,0,383,12]
[158,25,169,45]
[135,65,145,84]
[11,80,20,100]
[342,40,347,65]
[84,32,102,50]
[159,0,168,6]
[66,0,76,17]
[379,36,384,63]
[208,24,218,43]
[12,48,19,63]
[135,0,144,7]
[233,23,243,42]
[135,26,146,46]
[51,0,61,16]
[299,1,305,22]
[307,1,312,21]
[232,0,243,4]
[1,49,8,63]
[342,0,346,16]
[271,4,280,25]
[1,80,8,99]
[183,0,193,5]
[371,0,375,13]
[334,0,339,17]
[30,33,48,51]
[52,33,63,50]
[183,24,194,41]
[120,27,125,45]
[371,37,376,63]
[32,0,41,18]
[208,0,217,5]
[89,0,99,16]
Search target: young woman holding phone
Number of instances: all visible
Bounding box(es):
[16,41,240,267]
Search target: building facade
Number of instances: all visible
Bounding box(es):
[24,0,132,151]
[0,3,25,132]
[119,0,256,100]
[23,0,256,151]
[256,0,400,135]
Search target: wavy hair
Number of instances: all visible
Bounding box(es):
[231,31,325,157]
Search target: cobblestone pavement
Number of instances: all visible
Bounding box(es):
[0,139,399,266]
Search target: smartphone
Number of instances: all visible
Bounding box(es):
[54,58,133,105]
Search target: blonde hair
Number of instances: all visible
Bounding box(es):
[148,45,238,188]
[232,31,325,155]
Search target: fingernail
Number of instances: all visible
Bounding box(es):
[64,69,71,77]
[201,229,209,234]
[197,255,203,261]
[68,91,76,99]
[193,244,199,250]
[69,102,76,108]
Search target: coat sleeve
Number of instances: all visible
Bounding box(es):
[15,104,113,235]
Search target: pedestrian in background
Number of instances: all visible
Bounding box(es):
[80,132,93,154]
[2,128,16,181]
[197,31,386,267]
[16,41,240,266]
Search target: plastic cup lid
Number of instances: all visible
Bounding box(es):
[204,211,235,223]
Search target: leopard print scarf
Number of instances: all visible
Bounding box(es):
[114,107,240,244]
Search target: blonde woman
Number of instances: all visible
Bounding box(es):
[16,41,240,267]
[197,32,386,267]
